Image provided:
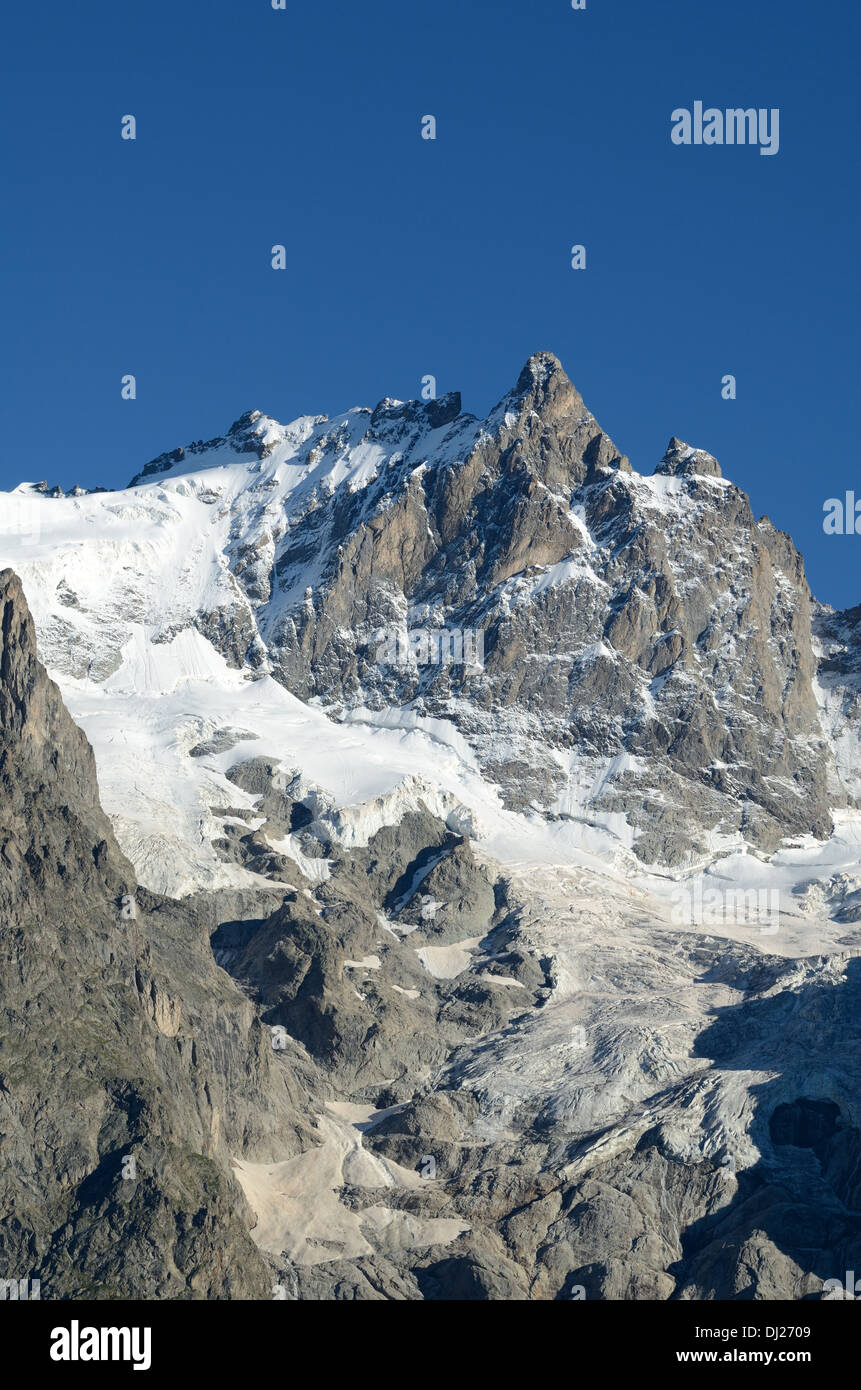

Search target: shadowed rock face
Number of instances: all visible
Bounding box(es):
[210,794,539,1097]
[0,570,311,1299]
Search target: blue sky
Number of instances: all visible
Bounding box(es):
[2,0,859,606]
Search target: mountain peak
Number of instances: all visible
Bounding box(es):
[513,350,568,394]
[495,352,628,486]
[655,437,722,479]
[128,409,294,487]
[369,391,462,432]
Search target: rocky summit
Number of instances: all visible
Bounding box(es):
[2,355,861,1301]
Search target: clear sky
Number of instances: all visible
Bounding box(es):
[2,0,859,607]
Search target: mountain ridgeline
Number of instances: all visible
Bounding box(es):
[113,352,857,865]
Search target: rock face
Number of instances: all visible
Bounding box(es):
[108,352,841,866]
[5,353,861,1304]
[0,570,310,1299]
[252,352,833,864]
[212,795,539,1098]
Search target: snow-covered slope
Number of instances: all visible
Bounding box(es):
[0,404,486,891]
